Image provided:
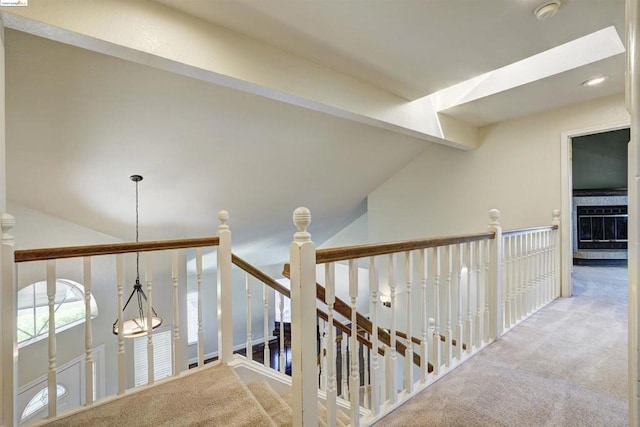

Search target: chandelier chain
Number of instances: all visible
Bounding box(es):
[135,177,140,282]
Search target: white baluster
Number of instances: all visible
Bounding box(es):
[83,257,94,405]
[530,232,537,310]
[116,255,125,395]
[419,249,428,383]
[263,284,270,369]
[146,255,155,385]
[465,242,473,352]
[172,251,181,376]
[428,318,436,368]
[246,274,253,362]
[384,342,393,401]
[289,207,318,425]
[443,245,453,367]
[526,233,533,314]
[542,230,549,305]
[1,213,17,427]
[341,331,348,399]
[474,241,483,346]
[454,244,463,361]
[483,239,491,341]
[431,247,441,374]
[319,320,326,390]
[348,258,360,427]
[217,210,233,364]
[536,231,543,308]
[517,234,525,321]
[552,210,561,298]
[325,263,337,424]
[196,248,204,367]
[363,342,369,410]
[388,253,397,403]
[403,251,413,392]
[529,233,535,313]
[47,260,57,418]
[508,236,516,327]
[279,288,285,374]
[545,229,552,302]
[487,209,503,341]
[368,256,380,415]
[503,236,512,330]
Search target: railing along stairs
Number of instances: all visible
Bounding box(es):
[286,207,560,425]
[0,207,560,426]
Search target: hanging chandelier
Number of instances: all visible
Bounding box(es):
[112,174,162,338]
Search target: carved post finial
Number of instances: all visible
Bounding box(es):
[218,210,229,230]
[1,212,15,245]
[293,207,311,242]
[552,209,561,223]
[488,208,501,226]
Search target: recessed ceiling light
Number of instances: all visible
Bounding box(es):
[581,76,610,87]
[534,1,561,20]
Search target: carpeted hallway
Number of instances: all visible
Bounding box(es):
[374,265,628,427]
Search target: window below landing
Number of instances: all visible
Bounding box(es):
[17,279,98,347]
[21,384,68,422]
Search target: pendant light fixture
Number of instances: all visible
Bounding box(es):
[112,175,163,337]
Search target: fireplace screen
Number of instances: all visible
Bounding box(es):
[577,205,627,250]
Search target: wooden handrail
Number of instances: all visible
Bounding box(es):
[233,254,383,354]
[232,254,291,298]
[315,231,495,264]
[502,224,558,237]
[395,330,422,346]
[283,264,420,367]
[231,254,397,368]
[14,237,220,263]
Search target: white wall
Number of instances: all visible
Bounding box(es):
[368,94,630,242]
[319,212,368,248]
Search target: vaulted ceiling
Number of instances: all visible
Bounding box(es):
[0,0,626,266]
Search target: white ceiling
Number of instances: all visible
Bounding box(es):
[153,0,625,102]
[2,0,627,267]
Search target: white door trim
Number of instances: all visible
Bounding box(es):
[560,120,630,297]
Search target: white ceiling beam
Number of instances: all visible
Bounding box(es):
[0,0,478,150]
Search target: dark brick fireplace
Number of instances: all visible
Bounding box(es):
[572,189,627,264]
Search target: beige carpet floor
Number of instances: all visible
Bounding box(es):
[374,265,628,427]
[46,364,276,427]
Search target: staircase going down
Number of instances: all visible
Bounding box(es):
[43,363,349,426]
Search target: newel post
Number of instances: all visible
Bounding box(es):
[1,213,17,427]
[290,207,318,425]
[217,210,233,364]
[551,209,562,298]
[487,209,503,340]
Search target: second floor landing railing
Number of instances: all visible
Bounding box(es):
[287,207,561,426]
[1,211,233,427]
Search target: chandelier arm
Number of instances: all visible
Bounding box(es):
[120,287,138,312]
[137,288,144,320]
[137,287,161,318]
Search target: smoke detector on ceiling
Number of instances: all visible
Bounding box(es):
[534,1,561,20]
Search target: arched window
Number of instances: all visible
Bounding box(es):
[17,279,98,347]
[21,384,68,422]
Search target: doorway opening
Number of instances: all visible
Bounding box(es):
[571,128,629,266]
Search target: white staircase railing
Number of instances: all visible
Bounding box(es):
[1,211,233,427]
[288,207,561,426]
[0,207,561,427]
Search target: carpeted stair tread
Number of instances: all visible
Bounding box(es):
[45,364,276,427]
[248,380,293,426]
